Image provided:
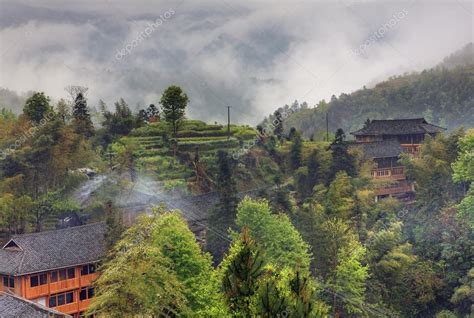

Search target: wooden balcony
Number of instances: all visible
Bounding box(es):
[401,144,421,157]
[56,301,79,315]
[375,180,414,196]
[79,298,92,312]
[371,167,406,180]
[79,272,99,287]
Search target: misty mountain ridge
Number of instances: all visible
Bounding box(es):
[265,43,474,138]
[1,43,473,131]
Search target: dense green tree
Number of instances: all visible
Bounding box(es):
[325,171,355,220]
[101,98,135,137]
[103,200,124,250]
[222,227,265,317]
[91,209,224,317]
[160,85,189,135]
[55,98,71,124]
[329,240,368,316]
[273,110,284,140]
[450,267,473,317]
[207,150,239,264]
[23,92,52,124]
[72,92,94,137]
[32,190,79,231]
[452,129,474,229]
[290,131,303,170]
[328,129,356,181]
[235,197,311,270]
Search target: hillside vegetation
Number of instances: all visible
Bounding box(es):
[112,120,258,188]
[273,65,474,139]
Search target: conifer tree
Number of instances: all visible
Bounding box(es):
[72,92,94,137]
[290,132,303,170]
[206,150,239,264]
[23,92,52,124]
[104,200,124,250]
[329,128,355,182]
[222,227,265,317]
[273,110,284,140]
[307,149,321,190]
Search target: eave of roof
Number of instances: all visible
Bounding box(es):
[350,118,445,136]
[0,222,106,276]
[0,292,71,317]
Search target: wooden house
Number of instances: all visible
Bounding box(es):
[350,118,444,200]
[0,222,106,318]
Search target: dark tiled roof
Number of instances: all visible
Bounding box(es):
[351,118,445,136]
[0,222,106,276]
[0,292,71,317]
[350,139,405,158]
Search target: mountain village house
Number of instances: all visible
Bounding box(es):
[0,222,106,318]
[0,291,71,317]
[350,118,445,201]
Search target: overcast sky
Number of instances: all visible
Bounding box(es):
[0,0,472,124]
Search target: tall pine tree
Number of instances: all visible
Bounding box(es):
[206,150,239,264]
[72,92,94,137]
[222,227,265,317]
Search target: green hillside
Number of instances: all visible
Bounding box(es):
[274,65,474,139]
[113,120,257,188]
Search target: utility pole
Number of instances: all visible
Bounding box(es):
[227,106,231,140]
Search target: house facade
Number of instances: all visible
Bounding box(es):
[0,222,106,318]
[350,118,445,201]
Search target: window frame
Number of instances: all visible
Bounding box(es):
[67,268,75,279]
[3,275,15,288]
[30,275,39,287]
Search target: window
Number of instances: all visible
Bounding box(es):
[31,273,48,287]
[58,294,65,306]
[66,292,74,304]
[50,268,75,282]
[81,263,97,276]
[80,287,95,301]
[67,268,75,279]
[30,276,38,287]
[40,273,47,285]
[51,271,58,283]
[49,291,75,308]
[3,275,14,288]
[49,296,56,308]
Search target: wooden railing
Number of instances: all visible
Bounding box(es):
[401,144,421,157]
[375,181,413,196]
[371,167,405,180]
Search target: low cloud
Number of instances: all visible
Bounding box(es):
[0,0,472,124]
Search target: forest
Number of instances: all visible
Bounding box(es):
[264,58,474,139]
[0,67,472,318]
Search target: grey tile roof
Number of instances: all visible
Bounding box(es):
[350,139,405,158]
[351,118,445,136]
[0,222,106,276]
[0,292,71,317]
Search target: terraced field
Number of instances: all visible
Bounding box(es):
[115,120,257,185]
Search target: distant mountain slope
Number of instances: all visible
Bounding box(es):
[438,42,473,69]
[0,88,32,114]
[278,64,474,139]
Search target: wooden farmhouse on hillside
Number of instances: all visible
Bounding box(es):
[350,118,445,201]
[0,222,106,318]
